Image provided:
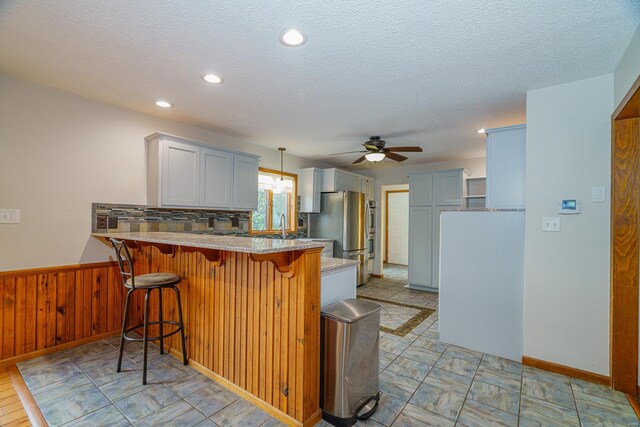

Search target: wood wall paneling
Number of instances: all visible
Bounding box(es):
[1,245,321,426]
[611,116,640,394]
[0,263,122,363]
[124,246,321,425]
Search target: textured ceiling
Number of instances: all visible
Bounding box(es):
[0,1,638,167]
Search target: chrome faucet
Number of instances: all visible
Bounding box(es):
[280,213,287,239]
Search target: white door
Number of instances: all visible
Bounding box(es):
[387,192,409,265]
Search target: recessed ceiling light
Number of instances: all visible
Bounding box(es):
[203,74,223,84]
[476,128,486,134]
[279,29,306,47]
[155,100,173,108]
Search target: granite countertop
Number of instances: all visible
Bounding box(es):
[320,257,359,273]
[92,231,325,255]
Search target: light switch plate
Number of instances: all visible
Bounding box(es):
[542,217,560,232]
[592,186,606,202]
[0,209,20,224]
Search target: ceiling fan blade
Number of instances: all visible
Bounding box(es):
[385,152,408,162]
[352,155,368,164]
[330,150,368,156]
[385,146,423,153]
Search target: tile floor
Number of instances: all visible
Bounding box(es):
[336,263,639,427]
[17,336,285,426]
[16,263,639,427]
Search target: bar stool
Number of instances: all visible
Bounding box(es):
[110,238,188,384]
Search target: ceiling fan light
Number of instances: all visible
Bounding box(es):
[365,152,386,162]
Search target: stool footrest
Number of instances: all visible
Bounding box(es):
[123,321,183,342]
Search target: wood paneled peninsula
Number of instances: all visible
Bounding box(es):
[92,231,326,427]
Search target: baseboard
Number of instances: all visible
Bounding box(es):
[167,348,312,427]
[6,364,47,427]
[369,274,384,278]
[521,356,610,386]
[0,330,120,369]
[627,394,640,419]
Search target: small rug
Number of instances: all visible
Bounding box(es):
[358,295,435,337]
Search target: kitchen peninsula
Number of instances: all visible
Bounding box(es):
[92,231,327,427]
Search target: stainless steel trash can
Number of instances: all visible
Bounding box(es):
[321,298,381,427]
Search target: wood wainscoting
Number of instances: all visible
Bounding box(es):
[124,245,322,426]
[0,262,123,365]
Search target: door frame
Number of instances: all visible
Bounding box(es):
[385,190,409,263]
[611,74,640,395]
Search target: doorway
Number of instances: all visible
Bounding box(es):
[611,75,640,396]
[386,190,409,265]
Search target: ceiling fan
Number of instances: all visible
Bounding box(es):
[331,136,423,164]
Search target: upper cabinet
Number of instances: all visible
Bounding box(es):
[300,167,375,212]
[485,124,526,209]
[200,147,233,208]
[147,133,259,210]
[299,168,323,213]
[361,177,375,201]
[160,138,200,207]
[323,168,361,193]
[232,154,259,210]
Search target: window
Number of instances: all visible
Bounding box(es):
[251,168,297,233]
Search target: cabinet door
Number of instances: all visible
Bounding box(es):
[408,206,433,287]
[313,168,322,211]
[161,139,200,206]
[435,171,462,206]
[200,147,233,208]
[432,206,447,288]
[300,168,322,213]
[335,171,361,193]
[367,180,375,200]
[233,154,259,210]
[409,174,433,206]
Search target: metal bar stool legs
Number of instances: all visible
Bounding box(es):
[173,286,188,365]
[110,238,188,385]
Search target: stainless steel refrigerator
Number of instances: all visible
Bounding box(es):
[308,191,368,285]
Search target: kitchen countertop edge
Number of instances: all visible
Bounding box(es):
[92,231,326,254]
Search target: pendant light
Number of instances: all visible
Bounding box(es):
[274,147,293,193]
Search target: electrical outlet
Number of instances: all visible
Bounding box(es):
[0,209,20,224]
[542,217,560,232]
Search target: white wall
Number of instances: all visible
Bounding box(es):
[349,158,486,275]
[524,74,613,375]
[0,74,328,271]
[614,25,640,109]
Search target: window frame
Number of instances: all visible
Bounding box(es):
[250,167,298,234]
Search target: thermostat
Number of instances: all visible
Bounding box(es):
[559,199,580,215]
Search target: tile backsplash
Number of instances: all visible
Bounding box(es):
[92,202,307,239]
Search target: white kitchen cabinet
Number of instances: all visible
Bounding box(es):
[408,206,433,288]
[147,133,259,210]
[435,171,463,206]
[233,154,259,210]
[200,147,233,208]
[409,174,433,206]
[407,169,468,290]
[485,124,526,209]
[299,168,323,213]
[322,168,363,193]
[160,139,200,207]
[361,178,375,201]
